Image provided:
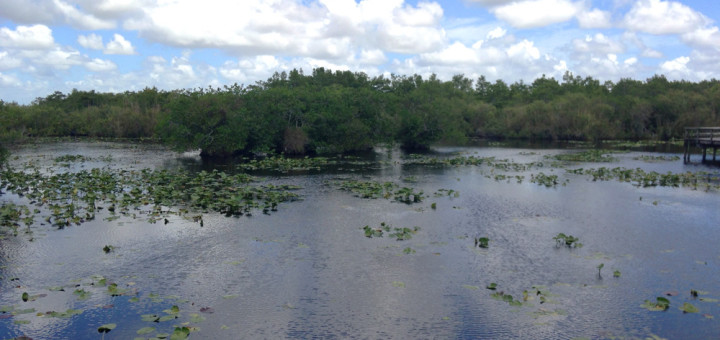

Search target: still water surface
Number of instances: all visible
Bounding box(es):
[1,141,719,339]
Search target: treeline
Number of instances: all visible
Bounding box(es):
[1,68,719,157]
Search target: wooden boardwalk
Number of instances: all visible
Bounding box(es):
[684,127,720,163]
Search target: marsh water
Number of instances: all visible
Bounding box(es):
[1,141,719,339]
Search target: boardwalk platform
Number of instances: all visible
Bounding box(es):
[684,127,720,163]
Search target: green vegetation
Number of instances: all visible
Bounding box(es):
[0,143,8,168]
[641,297,671,311]
[553,233,582,248]
[333,180,424,203]
[548,149,618,163]
[0,165,301,232]
[362,222,419,241]
[474,237,489,248]
[2,70,720,156]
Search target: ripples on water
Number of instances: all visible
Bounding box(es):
[1,141,719,339]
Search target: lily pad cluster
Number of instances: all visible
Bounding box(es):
[237,155,333,172]
[0,166,301,230]
[566,167,719,190]
[548,150,619,163]
[333,180,423,203]
[362,222,420,241]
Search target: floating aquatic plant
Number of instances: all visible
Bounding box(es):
[641,297,670,311]
[553,233,582,248]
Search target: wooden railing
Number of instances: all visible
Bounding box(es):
[684,127,720,163]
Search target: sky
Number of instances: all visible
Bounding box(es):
[1,0,719,104]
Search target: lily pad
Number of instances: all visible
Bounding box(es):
[137,326,156,335]
[189,313,205,323]
[679,303,699,313]
[158,315,177,322]
[641,297,670,311]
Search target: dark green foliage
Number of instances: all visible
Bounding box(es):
[0,143,8,168]
[2,71,719,156]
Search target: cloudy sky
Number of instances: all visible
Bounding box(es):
[1,0,719,103]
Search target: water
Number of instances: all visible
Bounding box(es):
[1,141,719,339]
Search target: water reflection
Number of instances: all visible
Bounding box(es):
[1,141,719,339]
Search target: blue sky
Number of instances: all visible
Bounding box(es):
[1,0,719,104]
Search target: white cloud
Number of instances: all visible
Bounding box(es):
[486,27,506,39]
[124,0,446,57]
[624,0,710,35]
[85,58,117,72]
[78,33,104,50]
[104,34,136,55]
[0,52,23,70]
[420,42,479,65]
[220,56,281,82]
[641,48,663,58]
[0,72,22,87]
[74,0,147,19]
[465,0,516,6]
[573,33,624,54]
[31,47,85,70]
[577,8,612,28]
[491,0,580,28]
[682,26,720,50]
[52,0,116,29]
[507,40,540,61]
[0,25,55,49]
[358,49,387,65]
[660,56,690,73]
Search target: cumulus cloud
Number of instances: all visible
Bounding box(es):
[104,33,136,55]
[358,49,387,65]
[577,8,612,28]
[660,56,690,76]
[220,56,282,82]
[681,26,720,50]
[123,0,446,57]
[573,34,624,55]
[0,0,115,29]
[0,25,55,49]
[486,27,506,39]
[78,33,104,50]
[0,52,23,70]
[491,0,580,28]
[624,0,711,35]
[85,58,117,72]
[0,72,22,87]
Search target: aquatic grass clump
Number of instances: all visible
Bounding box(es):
[237,155,334,172]
[333,180,424,203]
[54,154,89,163]
[566,167,720,190]
[633,155,681,162]
[361,222,419,241]
[547,149,619,163]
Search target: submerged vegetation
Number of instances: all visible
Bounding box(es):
[2,69,720,156]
